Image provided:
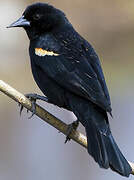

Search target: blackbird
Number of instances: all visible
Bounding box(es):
[8,2,132,176]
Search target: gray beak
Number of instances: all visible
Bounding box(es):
[7,15,30,28]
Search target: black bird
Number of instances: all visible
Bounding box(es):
[8,2,132,176]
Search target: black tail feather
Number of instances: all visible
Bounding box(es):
[85,120,132,177]
[67,94,132,177]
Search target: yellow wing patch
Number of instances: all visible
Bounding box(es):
[35,48,59,57]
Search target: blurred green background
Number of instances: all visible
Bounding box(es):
[0,0,134,179]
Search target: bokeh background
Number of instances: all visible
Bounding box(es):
[0,0,134,180]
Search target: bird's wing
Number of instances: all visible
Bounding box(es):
[81,39,111,107]
[33,34,111,112]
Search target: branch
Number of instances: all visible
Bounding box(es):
[0,80,133,175]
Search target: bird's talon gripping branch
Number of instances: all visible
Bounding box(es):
[20,104,24,116]
[18,102,25,116]
[18,94,36,117]
[23,93,48,118]
[65,120,79,143]
[24,94,37,118]
[28,99,36,118]
[19,102,29,116]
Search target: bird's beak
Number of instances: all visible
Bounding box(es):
[7,15,30,28]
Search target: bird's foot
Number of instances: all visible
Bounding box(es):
[65,120,79,143]
[19,93,48,118]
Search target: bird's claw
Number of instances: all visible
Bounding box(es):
[25,93,38,118]
[18,93,48,118]
[18,93,38,118]
[19,104,24,116]
[18,102,25,116]
[28,98,37,118]
[64,125,72,143]
[65,120,79,144]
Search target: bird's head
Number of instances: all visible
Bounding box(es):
[7,3,67,39]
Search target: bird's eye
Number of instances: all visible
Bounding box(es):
[33,14,40,20]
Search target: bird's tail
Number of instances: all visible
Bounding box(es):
[68,94,132,177]
[84,107,132,177]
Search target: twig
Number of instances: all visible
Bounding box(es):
[0,80,133,175]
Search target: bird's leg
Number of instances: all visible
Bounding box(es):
[19,93,48,118]
[65,120,79,143]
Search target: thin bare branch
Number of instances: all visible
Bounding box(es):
[0,80,133,175]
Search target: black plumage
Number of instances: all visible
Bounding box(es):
[8,2,132,176]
